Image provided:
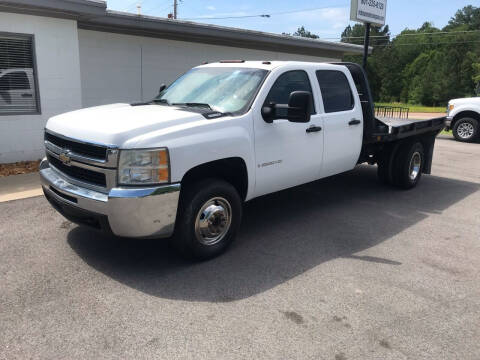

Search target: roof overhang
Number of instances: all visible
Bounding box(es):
[0,0,370,57]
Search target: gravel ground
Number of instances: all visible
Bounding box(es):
[0,137,479,360]
[0,160,41,177]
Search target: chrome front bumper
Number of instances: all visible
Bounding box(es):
[40,159,180,238]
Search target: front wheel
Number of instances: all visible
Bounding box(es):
[453,118,478,142]
[172,179,242,260]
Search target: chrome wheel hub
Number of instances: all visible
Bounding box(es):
[457,122,474,139]
[409,151,422,181]
[195,197,232,246]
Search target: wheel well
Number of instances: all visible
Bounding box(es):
[452,111,480,128]
[181,157,248,200]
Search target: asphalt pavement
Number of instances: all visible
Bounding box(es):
[1,136,479,360]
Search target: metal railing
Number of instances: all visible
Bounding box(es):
[374,105,410,119]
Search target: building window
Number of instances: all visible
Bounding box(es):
[0,33,40,115]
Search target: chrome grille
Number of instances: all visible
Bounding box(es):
[47,154,107,187]
[44,130,118,192]
[45,131,107,160]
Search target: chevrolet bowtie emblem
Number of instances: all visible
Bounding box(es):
[58,151,71,166]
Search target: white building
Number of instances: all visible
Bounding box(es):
[0,0,364,163]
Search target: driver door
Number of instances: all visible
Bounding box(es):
[253,69,324,197]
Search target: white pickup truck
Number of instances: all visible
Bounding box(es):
[40,61,445,259]
[446,97,480,142]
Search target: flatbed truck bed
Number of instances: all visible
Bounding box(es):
[373,116,446,141]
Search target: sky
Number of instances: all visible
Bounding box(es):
[106,0,478,39]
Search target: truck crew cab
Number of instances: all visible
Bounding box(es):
[40,61,445,260]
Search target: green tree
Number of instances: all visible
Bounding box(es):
[341,23,390,46]
[341,24,390,100]
[283,26,319,39]
[472,62,480,95]
[337,5,480,105]
[293,26,319,39]
[445,5,480,30]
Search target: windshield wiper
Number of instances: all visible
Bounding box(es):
[172,102,212,110]
[151,98,170,105]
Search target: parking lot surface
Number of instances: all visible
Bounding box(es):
[1,136,479,360]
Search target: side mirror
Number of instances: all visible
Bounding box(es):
[158,84,166,95]
[261,104,275,123]
[261,91,312,123]
[287,91,311,123]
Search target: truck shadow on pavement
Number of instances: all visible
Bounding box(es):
[67,165,479,302]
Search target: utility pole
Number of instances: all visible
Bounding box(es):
[362,22,371,70]
[136,0,141,15]
[173,0,177,19]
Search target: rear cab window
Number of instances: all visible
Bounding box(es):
[316,70,355,113]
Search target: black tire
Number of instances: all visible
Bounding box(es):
[377,156,390,185]
[452,118,479,142]
[392,141,424,190]
[377,144,398,185]
[172,178,242,260]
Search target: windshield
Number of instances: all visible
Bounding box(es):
[154,67,268,113]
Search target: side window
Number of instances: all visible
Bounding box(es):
[316,70,354,113]
[264,70,315,115]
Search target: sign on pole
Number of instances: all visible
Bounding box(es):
[350,0,387,27]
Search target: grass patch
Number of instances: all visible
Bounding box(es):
[440,129,453,136]
[376,102,446,113]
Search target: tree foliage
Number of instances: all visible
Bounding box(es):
[340,6,480,106]
[341,24,390,45]
[283,26,319,39]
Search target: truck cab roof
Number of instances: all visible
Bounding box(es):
[197,60,347,71]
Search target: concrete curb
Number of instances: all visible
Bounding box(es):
[0,172,42,203]
[0,189,43,203]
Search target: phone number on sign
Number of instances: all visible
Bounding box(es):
[361,0,385,10]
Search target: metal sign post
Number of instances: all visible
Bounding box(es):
[350,0,387,69]
[362,22,371,69]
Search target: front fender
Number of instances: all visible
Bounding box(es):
[129,114,256,200]
[168,126,254,191]
[449,105,480,120]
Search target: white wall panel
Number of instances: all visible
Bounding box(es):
[0,13,82,163]
[79,29,338,106]
[78,30,141,107]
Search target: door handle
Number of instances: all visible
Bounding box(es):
[349,119,361,126]
[306,125,322,133]
[21,93,33,98]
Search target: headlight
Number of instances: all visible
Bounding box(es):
[448,104,454,113]
[118,148,169,185]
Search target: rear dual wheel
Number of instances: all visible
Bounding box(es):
[394,142,424,189]
[377,141,424,189]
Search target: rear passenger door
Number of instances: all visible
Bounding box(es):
[316,69,363,177]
